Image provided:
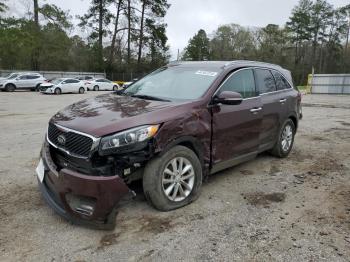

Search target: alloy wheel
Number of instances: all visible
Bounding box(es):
[281,124,293,152]
[162,157,195,202]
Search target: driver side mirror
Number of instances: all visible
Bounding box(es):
[212,91,243,105]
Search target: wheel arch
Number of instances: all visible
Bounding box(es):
[288,114,298,130]
[157,136,206,174]
[5,82,16,88]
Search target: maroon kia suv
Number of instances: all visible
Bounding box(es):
[36,61,301,229]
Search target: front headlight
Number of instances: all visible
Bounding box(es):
[100,125,160,151]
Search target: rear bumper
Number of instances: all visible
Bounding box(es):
[37,140,130,230]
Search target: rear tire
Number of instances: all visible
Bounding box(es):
[113,85,118,91]
[5,84,15,92]
[79,87,85,94]
[54,88,61,95]
[270,119,295,158]
[93,85,99,91]
[143,145,202,211]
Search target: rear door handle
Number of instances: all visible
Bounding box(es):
[279,98,287,103]
[250,107,262,113]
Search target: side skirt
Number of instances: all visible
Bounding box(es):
[210,151,257,175]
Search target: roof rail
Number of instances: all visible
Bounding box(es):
[224,60,282,68]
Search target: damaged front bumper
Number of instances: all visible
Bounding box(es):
[37,140,131,230]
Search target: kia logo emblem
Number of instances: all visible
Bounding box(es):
[57,134,66,146]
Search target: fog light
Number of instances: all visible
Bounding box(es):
[65,193,96,217]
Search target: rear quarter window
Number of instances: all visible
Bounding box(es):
[272,71,292,90]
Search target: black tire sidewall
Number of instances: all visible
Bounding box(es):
[55,88,61,95]
[6,84,15,92]
[143,145,202,211]
[94,85,99,91]
[79,87,84,94]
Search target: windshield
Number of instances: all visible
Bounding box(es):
[8,73,19,79]
[124,66,220,101]
[51,78,63,85]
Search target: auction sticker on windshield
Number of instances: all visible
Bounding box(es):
[195,71,218,77]
[36,158,45,183]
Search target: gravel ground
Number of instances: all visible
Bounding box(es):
[0,92,349,261]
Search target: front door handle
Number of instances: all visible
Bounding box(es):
[279,98,287,103]
[250,107,262,113]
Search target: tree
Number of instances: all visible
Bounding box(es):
[309,0,333,68]
[0,0,7,14]
[79,0,113,70]
[257,24,289,65]
[136,0,170,66]
[108,0,124,68]
[183,29,210,61]
[286,0,312,66]
[209,24,256,60]
[33,0,39,28]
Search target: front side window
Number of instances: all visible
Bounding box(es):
[219,69,256,98]
[255,69,276,94]
[8,74,19,79]
[18,75,28,80]
[124,66,220,100]
[272,71,291,90]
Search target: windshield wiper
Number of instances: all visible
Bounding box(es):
[130,94,171,102]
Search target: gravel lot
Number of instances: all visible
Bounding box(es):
[0,92,349,261]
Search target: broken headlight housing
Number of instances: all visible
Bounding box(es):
[100,125,159,154]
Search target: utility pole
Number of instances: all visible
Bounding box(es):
[177,49,180,61]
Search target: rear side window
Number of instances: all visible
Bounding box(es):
[65,79,79,83]
[271,71,291,90]
[255,69,276,94]
[27,75,40,79]
[219,69,256,98]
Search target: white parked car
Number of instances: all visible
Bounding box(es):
[40,78,86,95]
[0,73,46,92]
[85,78,120,91]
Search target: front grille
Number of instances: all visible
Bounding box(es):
[48,123,93,157]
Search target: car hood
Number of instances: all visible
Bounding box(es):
[50,93,193,137]
[41,83,55,87]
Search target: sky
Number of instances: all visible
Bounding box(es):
[7,0,349,59]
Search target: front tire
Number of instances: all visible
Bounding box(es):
[270,119,295,158]
[143,145,202,211]
[113,85,118,91]
[93,85,99,91]
[54,88,61,95]
[79,87,85,94]
[5,84,15,92]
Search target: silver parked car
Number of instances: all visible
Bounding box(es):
[0,73,46,92]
